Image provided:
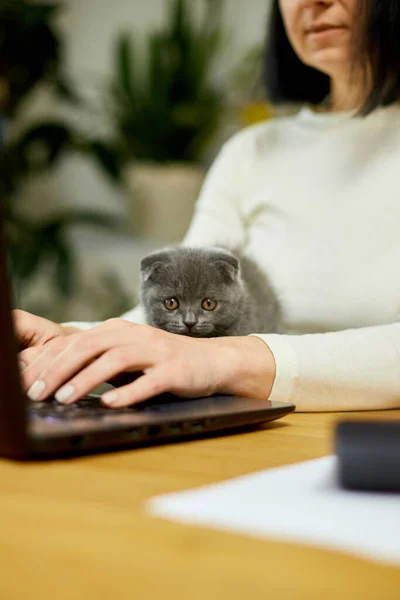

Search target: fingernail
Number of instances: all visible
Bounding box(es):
[27,380,46,401]
[102,391,119,406]
[55,384,75,404]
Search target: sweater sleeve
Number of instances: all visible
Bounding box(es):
[252,323,400,411]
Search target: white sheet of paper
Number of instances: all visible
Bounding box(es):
[147,456,400,565]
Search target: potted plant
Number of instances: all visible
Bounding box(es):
[0,1,121,314]
[90,0,225,242]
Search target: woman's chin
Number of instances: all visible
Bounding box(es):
[305,48,351,76]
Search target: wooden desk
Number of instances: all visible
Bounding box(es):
[1,410,399,600]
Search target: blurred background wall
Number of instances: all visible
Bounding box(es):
[2,0,277,323]
[62,0,270,80]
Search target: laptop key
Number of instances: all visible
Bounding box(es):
[27,391,194,421]
[28,397,131,420]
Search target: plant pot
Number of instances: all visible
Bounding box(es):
[123,162,205,243]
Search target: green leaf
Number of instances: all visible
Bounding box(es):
[116,32,135,101]
[169,0,188,48]
[18,122,71,170]
[7,235,43,282]
[89,141,122,182]
[53,75,82,105]
[23,4,59,25]
[4,205,122,296]
[34,223,74,296]
[0,1,63,116]
[54,237,75,297]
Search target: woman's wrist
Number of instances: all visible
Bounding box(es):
[208,336,277,400]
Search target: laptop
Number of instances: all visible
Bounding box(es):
[0,217,295,460]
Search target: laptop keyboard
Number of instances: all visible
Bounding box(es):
[28,395,176,421]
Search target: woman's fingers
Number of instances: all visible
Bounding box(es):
[53,347,153,405]
[21,334,81,400]
[12,309,64,349]
[101,363,178,407]
[20,320,126,388]
[101,355,219,408]
[18,346,43,370]
[21,321,166,402]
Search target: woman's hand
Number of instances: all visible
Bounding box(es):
[19,318,276,408]
[12,309,81,366]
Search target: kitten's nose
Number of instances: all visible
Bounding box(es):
[183,319,196,330]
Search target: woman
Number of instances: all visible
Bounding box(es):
[15,0,400,411]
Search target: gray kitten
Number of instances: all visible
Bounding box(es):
[139,246,282,337]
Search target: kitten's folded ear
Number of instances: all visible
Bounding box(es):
[141,250,171,282]
[214,252,240,282]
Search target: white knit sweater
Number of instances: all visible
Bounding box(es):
[70,104,400,412]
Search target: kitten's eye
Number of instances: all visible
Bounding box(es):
[201,298,217,311]
[165,298,179,310]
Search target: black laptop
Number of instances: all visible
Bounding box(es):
[0,217,295,460]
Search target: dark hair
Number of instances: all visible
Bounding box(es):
[263,0,400,115]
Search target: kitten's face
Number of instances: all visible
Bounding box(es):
[140,247,243,337]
